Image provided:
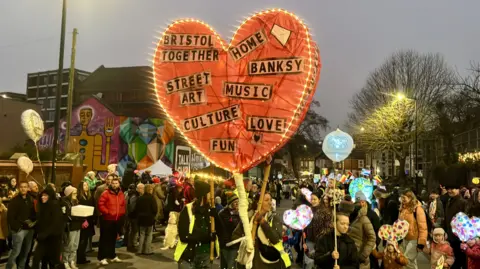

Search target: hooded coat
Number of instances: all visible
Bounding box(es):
[348,206,376,269]
[36,187,64,241]
[314,231,359,269]
[122,162,136,190]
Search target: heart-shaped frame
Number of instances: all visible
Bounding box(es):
[152,8,321,173]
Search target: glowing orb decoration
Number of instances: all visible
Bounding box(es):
[322,129,354,162]
[451,212,476,242]
[21,109,44,142]
[152,9,321,173]
[473,177,480,184]
[17,156,34,175]
[283,204,313,230]
[349,177,374,203]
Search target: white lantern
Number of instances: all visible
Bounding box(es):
[21,109,44,142]
[322,128,354,162]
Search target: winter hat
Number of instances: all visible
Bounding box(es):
[64,186,77,197]
[355,191,367,202]
[337,200,355,216]
[227,193,239,205]
[433,227,446,235]
[194,180,210,199]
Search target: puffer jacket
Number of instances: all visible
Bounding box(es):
[348,206,376,269]
[399,201,428,246]
[98,187,126,221]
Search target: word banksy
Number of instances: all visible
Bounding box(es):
[228,30,267,61]
[164,71,211,94]
[223,82,272,100]
[161,49,219,62]
[247,116,286,133]
[210,139,236,153]
[162,34,214,47]
[182,105,240,132]
[180,89,207,106]
[248,57,304,76]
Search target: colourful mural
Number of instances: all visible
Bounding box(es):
[38,97,175,176]
[117,116,174,175]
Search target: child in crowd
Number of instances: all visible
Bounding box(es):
[461,237,480,269]
[282,225,299,262]
[373,220,409,269]
[424,228,454,269]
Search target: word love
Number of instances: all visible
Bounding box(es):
[247,116,286,133]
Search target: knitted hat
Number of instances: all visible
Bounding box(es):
[337,200,355,216]
[227,193,239,205]
[64,186,77,197]
[433,227,446,235]
[194,180,210,199]
[355,191,367,202]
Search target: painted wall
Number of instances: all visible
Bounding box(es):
[38,98,120,172]
[38,97,175,176]
[117,116,174,176]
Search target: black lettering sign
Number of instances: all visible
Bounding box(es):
[228,30,267,61]
[210,139,237,153]
[164,71,211,94]
[162,34,215,47]
[246,116,286,133]
[161,49,220,62]
[182,105,241,133]
[248,57,304,76]
[175,146,191,174]
[223,82,272,100]
[179,89,207,106]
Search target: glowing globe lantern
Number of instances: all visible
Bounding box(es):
[322,129,355,162]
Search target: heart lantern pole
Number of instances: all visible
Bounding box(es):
[251,155,272,244]
[322,129,355,266]
[209,176,215,261]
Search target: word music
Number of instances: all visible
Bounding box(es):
[247,116,286,133]
[228,30,267,61]
[248,57,304,75]
[223,82,272,100]
[162,34,215,47]
[161,49,219,62]
[210,139,236,153]
[182,105,240,132]
[165,71,211,94]
[180,89,207,106]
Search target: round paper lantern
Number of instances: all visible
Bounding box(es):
[17,156,34,175]
[322,129,354,162]
[21,109,44,142]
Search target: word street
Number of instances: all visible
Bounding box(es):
[210,139,236,153]
[164,71,211,94]
[161,49,219,62]
[182,105,240,132]
[229,30,267,61]
[162,34,215,47]
[223,82,272,100]
[179,89,207,106]
[248,57,304,75]
[247,116,286,133]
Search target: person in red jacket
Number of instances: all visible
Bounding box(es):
[183,177,195,204]
[461,237,480,269]
[97,177,126,266]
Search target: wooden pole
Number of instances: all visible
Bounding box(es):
[209,167,215,261]
[64,28,78,152]
[251,162,271,243]
[332,162,338,266]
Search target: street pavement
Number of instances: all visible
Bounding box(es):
[0,198,430,268]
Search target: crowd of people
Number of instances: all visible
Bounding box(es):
[0,167,479,269]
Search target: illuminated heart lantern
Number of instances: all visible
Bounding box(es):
[153,9,321,173]
[322,128,354,162]
[283,204,313,230]
[451,212,476,242]
[392,219,409,240]
[301,187,312,203]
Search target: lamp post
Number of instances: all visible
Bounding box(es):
[51,0,67,184]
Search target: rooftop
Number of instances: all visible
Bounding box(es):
[76,65,151,92]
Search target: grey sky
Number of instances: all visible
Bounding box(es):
[1,0,478,133]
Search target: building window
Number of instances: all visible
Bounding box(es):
[37,99,44,106]
[27,89,37,99]
[61,97,67,107]
[41,76,48,85]
[48,111,55,121]
[62,85,68,95]
[28,76,37,86]
[41,88,48,97]
[50,88,56,96]
[49,98,56,109]
[50,75,57,84]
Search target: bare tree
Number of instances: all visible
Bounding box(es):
[457,62,480,103]
[349,50,456,179]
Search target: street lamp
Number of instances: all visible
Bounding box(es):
[360,127,365,132]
